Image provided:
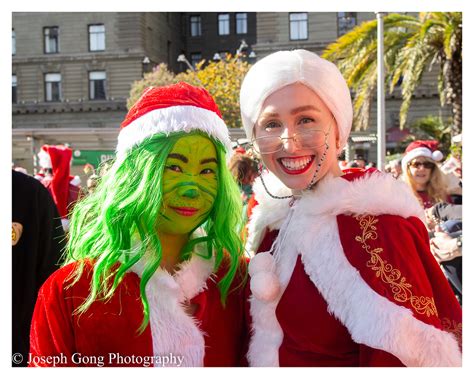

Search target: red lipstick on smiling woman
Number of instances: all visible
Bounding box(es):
[278,155,315,175]
[169,206,199,217]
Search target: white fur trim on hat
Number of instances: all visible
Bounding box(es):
[38,149,52,169]
[116,105,233,161]
[240,49,353,155]
[401,147,443,172]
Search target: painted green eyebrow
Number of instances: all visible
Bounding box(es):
[168,153,188,163]
[200,158,218,164]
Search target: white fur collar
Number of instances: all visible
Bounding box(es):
[127,229,214,367]
[246,170,425,255]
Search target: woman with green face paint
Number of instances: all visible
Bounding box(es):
[29,83,248,367]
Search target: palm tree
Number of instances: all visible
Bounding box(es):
[322,12,462,136]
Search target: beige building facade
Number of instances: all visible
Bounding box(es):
[12,12,449,173]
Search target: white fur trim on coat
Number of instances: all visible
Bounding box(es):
[246,170,425,255]
[127,229,214,367]
[116,105,232,161]
[247,171,461,366]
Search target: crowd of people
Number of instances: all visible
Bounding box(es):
[12,49,462,368]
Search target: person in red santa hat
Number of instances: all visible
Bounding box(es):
[29,82,247,367]
[401,140,449,209]
[239,50,461,367]
[37,144,82,231]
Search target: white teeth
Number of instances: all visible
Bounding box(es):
[281,156,313,170]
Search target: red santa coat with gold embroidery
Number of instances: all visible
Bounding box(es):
[29,250,247,367]
[245,169,462,367]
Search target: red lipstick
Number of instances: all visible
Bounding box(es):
[170,207,199,217]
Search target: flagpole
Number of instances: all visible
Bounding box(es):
[376,12,386,171]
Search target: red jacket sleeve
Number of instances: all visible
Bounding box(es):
[29,264,78,366]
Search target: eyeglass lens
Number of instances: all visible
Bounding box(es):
[253,130,326,154]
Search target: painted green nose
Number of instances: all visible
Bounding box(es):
[181,188,199,199]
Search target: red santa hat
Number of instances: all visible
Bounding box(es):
[116,82,232,161]
[401,140,444,172]
[240,49,353,155]
[38,144,73,219]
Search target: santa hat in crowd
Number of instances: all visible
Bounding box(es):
[38,145,73,219]
[401,140,444,172]
[116,82,232,161]
[239,49,353,155]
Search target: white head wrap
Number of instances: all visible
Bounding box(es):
[240,49,353,154]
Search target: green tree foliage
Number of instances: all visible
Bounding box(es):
[406,115,452,153]
[322,12,462,136]
[128,55,252,129]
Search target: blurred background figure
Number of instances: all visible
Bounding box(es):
[401,140,449,209]
[37,145,83,231]
[388,159,402,179]
[228,148,259,206]
[228,148,260,244]
[426,202,462,304]
[86,175,100,195]
[354,154,366,168]
[348,160,360,168]
[440,153,462,205]
[12,170,65,366]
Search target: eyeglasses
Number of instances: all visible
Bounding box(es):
[409,161,435,169]
[251,124,332,154]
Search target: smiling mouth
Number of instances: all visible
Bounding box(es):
[278,155,315,175]
[169,206,199,217]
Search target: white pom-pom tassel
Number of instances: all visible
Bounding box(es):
[250,271,280,302]
[249,252,275,277]
[432,150,443,161]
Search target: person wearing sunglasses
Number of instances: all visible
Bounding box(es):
[239,50,461,367]
[401,140,449,209]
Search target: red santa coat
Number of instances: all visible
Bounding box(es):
[245,169,462,367]
[29,250,247,367]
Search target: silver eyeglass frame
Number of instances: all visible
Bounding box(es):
[250,118,334,155]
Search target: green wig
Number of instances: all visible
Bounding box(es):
[65,131,245,332]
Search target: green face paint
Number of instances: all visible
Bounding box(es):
[157,134,218,235]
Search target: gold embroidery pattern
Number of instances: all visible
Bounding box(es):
[441,317,462,346]
[355,215,438,317]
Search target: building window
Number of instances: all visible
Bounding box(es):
[289,13,308,41]
[218,14,230,35]
[89,71,107,100]
[44,26,59,54]
[44,73,61,102]
[89,24,105,51]
[12,75,17,103]
[190,52,202,68]
[12,29,16,55]
[190,15,201,37]
[337,12,357,36]
[236,13,247,34]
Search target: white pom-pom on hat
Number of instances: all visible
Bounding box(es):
[432,150,443,161]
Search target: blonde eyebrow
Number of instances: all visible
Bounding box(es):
[290,105,322,115]
[257,111,280,120]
